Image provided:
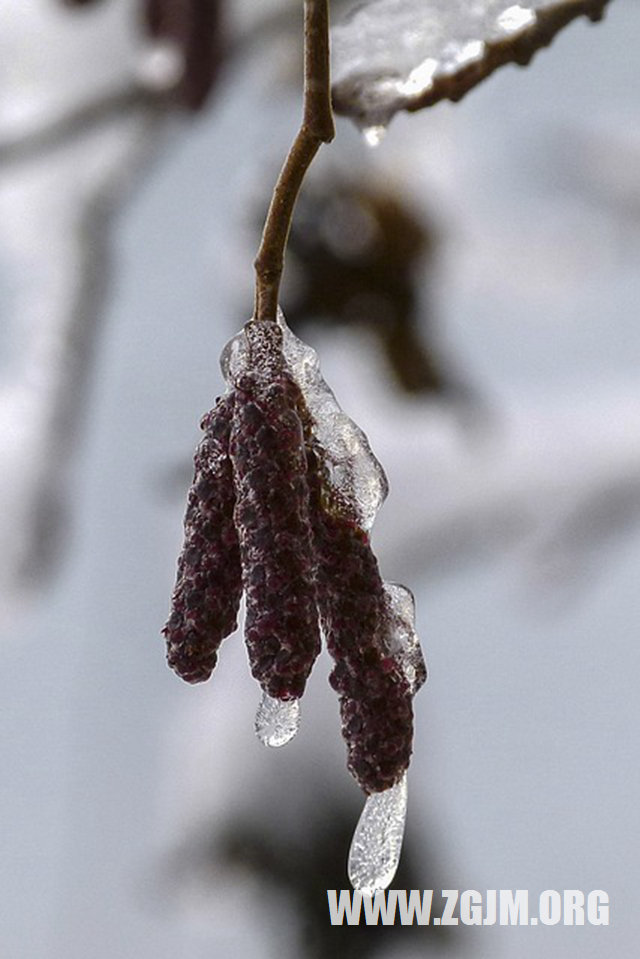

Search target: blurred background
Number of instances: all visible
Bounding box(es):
[1,1,639,956]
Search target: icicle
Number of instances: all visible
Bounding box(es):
[254,691,300,748]
[348,772,408,894]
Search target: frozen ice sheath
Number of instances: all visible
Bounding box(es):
[165,309,426,891]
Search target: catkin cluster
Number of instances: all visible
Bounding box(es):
[164,321,420,794]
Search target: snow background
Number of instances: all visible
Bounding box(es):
[0,1,638,956]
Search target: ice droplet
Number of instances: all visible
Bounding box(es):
[348,773,408,894]
[254,692,300,747]
[362,124,387,148]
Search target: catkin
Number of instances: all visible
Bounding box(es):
[306,445,415,794]
[163,394,242,682]
[229,323,321,700]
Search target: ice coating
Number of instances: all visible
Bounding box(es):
[255,692,300,747]
[348,772,408,894]
[221,309,388,533]
[331,0,611,131]
[383,583,427,695]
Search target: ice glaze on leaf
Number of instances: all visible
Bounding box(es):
[332,0,611,131]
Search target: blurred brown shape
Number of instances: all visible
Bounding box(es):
[144,0,225,110]
[61,0,225,110]
[166,787,455,957]
[285,177,464,397]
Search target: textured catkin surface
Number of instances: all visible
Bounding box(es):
[230,372,321,700]
[164,394,243,682]
[305,443,414,794]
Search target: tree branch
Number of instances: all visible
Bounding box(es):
[253,0,335,323]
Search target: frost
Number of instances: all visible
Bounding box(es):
[332,0,611,130]
[348,772,408,894]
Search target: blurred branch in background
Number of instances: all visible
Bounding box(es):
[0,0,230,613]
[0,105,168,614]
[160,771,456,958]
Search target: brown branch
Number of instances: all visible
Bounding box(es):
[253,0,335,323]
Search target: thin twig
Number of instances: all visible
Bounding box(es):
[253,0,335,323]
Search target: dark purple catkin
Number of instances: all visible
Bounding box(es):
[144,0,224,110]
[163,393,242,683]
[305,445,415,794]
[230,323,321,701]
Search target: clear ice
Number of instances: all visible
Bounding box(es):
[222,311,426,886]
[383,583,427,694]
[221,308,389,533]
[254,692,300,748]
[348,773,408,894]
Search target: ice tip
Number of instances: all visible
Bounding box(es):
[347,772,408,893]
[254,691,300,748]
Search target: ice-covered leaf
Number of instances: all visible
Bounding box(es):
[331,0,611,132]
